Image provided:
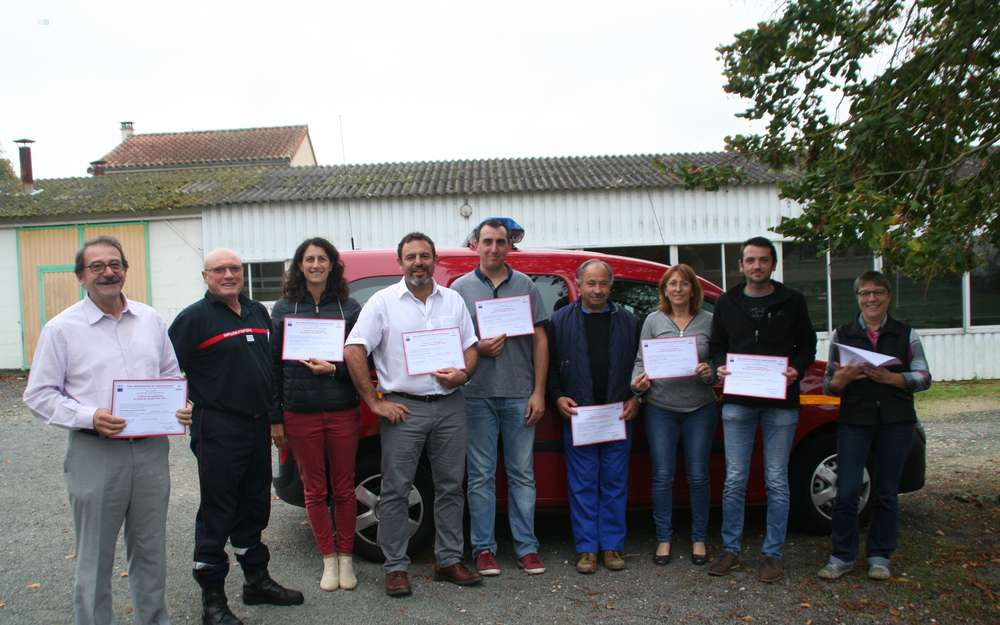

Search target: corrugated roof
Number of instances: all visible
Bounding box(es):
[0,167,270,220]
[97,125,310,171]
[0,152,781,220]
[219,152,779,204]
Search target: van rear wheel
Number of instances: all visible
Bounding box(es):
[352,452,435,562]
[790,431,872,535]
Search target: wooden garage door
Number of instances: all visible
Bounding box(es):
[19,223,149,367]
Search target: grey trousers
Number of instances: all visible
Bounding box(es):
[65,431,171,625]
[379,392,467,572]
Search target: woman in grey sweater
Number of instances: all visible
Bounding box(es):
[631,264,717,566]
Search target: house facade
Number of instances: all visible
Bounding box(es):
[91,123,316,174]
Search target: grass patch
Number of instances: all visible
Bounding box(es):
[916,379,1000,404]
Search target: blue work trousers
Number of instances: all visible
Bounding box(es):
[563,418,633,553]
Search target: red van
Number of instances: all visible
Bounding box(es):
[272,248,926,561]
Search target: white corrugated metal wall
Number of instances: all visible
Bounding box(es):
[816,331,1000,382]
[201,185,797,255]
[201,186,999,382]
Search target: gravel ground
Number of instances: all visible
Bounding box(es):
[1,373,997,625]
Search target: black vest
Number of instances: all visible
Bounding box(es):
[835,316,916,425]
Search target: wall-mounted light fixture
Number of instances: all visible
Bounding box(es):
[458,200,473,218]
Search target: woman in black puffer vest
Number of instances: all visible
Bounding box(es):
[270,237,362,591]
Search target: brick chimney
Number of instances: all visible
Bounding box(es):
[15,139,34,193]
[89,160,107,176]
[120,121,134,142]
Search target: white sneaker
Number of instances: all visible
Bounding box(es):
[817,560,854,580]
[868,563,891,580]
[320,554,339,591]
[339,554,357,590]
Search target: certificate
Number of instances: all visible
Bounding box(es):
[641,336,699,379]
[570,402,627,447]
[402,327,465,375]
[722,353,789,400]
[836,343,901,368]
[281,317,346,362]
[110,379,188,438]
[475,295,535,339]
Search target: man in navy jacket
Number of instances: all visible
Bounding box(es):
[547,259,640,574]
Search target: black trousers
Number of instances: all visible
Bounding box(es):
[190,406,272,587]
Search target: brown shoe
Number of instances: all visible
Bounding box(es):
[759,556,784,583]
[707,551,741,576]
[575,552,598,574]
[600,550,626,571]
[384,571,412,597]
[433,562,483,586]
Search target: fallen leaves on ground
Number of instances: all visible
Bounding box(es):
[26,583,41,590]
[841,598,869,610]
[970,580,997,602]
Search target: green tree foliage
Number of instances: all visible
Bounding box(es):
[0,155,17,188]
[692,0,998,278]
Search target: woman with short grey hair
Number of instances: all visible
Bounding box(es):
[818,270,931,582]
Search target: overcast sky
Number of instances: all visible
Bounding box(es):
[2,0,778,180]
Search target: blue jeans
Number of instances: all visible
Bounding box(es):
[831,421,915,564]
[466,397,539,557]
[644,402,717,544]
[720,404,798,558]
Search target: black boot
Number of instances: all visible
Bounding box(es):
[202,586,244,625]
[242,568,304,606]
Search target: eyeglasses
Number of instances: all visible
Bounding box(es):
[87,261,124,274]
[207,265,244,276]
[857,288,889,298]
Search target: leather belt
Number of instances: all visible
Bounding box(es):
[394,392,450,403]
[77,428,142,441]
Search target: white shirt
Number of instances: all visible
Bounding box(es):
[23,294,182,430]
[346,278,477,396]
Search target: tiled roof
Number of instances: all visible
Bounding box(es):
[217,152,780,204]
[97,125,310,171]
[0,152,782,220]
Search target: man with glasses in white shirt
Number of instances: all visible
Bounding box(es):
[24,236,193,625]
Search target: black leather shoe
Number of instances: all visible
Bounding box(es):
[653,553,672,565]
[202,587,244,625]
[691,552,709,566]
[243,570,304,606]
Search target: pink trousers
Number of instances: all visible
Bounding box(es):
[283,408,359,554]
